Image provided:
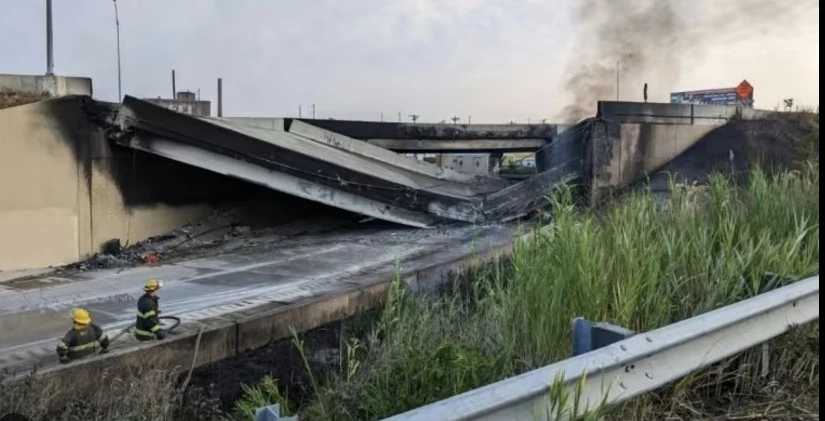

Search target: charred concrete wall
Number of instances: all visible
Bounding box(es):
[0,97,265,271]
[586,101,774,206]
[0,98,87,270]
[587,121,718,205]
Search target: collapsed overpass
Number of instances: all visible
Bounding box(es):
[0,95,770,271]
[0,94,780,405]
[98,96,579,228]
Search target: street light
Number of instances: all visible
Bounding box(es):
[46,0,54,75]
[615,54,633,102]
[113,0,122,100]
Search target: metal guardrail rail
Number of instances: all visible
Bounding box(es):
[381,275,819,421]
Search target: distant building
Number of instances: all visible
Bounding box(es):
[442,153,491,176]
[144,91,211,117]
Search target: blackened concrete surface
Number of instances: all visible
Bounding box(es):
[364,138,548,153]
[0,221,522,379]
[287,118,557,140]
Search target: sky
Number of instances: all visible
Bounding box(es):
[0,0,819,123]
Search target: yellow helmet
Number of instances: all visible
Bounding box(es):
[71,308,92,325]
[143,278,164,292]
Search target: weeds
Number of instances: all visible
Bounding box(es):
[289,163,819,420]
[228,376,292,420]
[0,357,188,421]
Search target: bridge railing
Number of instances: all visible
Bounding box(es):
[379,275,819,421]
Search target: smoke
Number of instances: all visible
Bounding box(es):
[559,0,819,122]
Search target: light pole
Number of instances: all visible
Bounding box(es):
[113,0,122,100]
[46,0,54,75]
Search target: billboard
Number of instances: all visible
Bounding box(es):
[670,80,754,107]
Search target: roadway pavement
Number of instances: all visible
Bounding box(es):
[0,221,518,372]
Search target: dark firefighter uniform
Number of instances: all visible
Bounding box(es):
[56,308,109,363]
[135,278,166,340]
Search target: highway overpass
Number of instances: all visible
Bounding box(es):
[0,95,774,408]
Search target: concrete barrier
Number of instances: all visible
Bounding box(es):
[587,101,776,206]
[23,228,526,409]
[0,73,92,97]
[596,101,774,125]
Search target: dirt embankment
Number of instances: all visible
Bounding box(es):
[0,89,50,110]
[649,112,819,191]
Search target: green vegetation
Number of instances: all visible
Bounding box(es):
[228,375,293,420]
[0,164,818,420]
[255,163,818,421]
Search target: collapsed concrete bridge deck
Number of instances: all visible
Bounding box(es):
[103,96,576,228]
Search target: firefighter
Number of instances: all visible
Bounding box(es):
[56,308,110,363]
[135,278,166,341]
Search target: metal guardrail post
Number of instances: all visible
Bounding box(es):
[571,317,636,357]
[254,403,298,421]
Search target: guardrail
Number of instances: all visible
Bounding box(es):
[380,275,819,421]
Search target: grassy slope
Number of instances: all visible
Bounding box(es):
[291,164,819,421]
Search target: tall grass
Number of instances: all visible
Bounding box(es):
[291,164,819,421]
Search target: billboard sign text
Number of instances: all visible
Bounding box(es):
[671,80,754,107]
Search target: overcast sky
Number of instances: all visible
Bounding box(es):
[0,0,819,122]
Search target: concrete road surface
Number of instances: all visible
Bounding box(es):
[0,222,518,372]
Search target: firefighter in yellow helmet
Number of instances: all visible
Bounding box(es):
[56,308,110,363]
[135,279,166,341]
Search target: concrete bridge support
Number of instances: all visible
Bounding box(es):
[584,101,774,206]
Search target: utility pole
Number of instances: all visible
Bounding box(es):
[615,60,620,101]
[380,113,383,122]
[298,105,302,118]
[409,114,419,123]
[397,112,401,122]
[113,0,122,100]
[46,0,54,75]
[217,78,223,117]
[311,103,316,119]
[468,115,471,124]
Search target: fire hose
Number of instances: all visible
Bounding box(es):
[101,316,203,392]
[108,315,182,343]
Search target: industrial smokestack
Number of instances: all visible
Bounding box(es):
[172,69,176,99]
[217,78,223,117]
